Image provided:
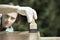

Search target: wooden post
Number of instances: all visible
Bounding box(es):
[29,19,37,32]
[29,19,38,40]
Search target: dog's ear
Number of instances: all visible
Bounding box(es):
[17,6,37,23]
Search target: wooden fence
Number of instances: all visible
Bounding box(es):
[0,31,60,40]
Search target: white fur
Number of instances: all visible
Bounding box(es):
[17,6,37,23]
[0,5,37,23]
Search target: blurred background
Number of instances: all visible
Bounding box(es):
[0,0,60,37]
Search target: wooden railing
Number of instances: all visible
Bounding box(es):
[0,31,29,40]
[0,31,60,40]
[40,37,60,40]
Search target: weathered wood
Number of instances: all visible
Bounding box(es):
[0,31,39,40]
[29,33,38,40]
[0,31,29,40]
[40,37,60,40]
